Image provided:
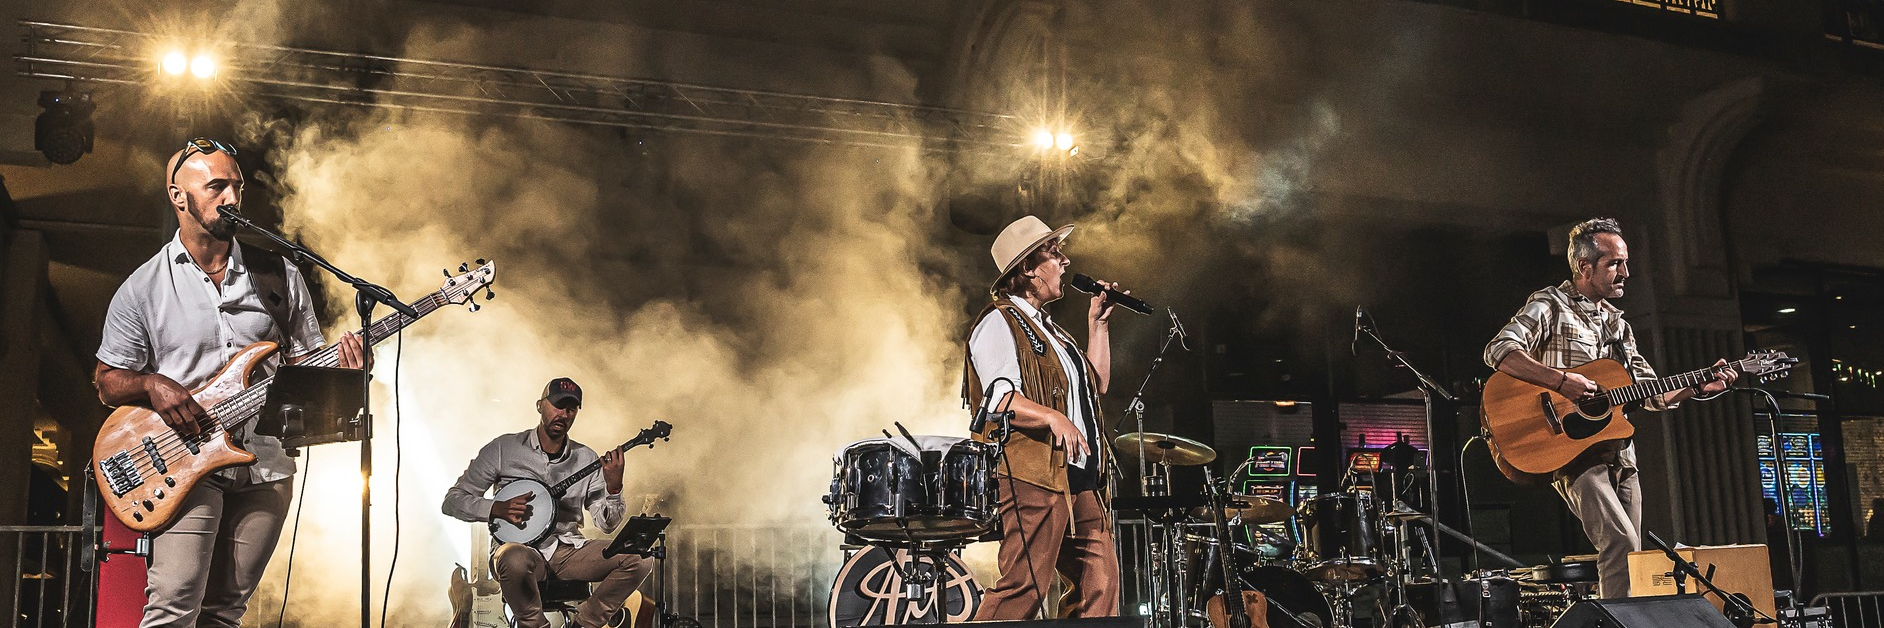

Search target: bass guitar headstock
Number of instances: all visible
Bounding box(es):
[440,259,497,312]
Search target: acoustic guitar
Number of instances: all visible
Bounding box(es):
[93,260,496,532]
[1480,350,1794,483]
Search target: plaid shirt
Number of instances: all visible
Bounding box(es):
[1484,281,1676,469]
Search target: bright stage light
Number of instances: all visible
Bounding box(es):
[162,51,188,75]
[189,54,217,79]
[1031,129,1055,151]
[1053,133,1074,151]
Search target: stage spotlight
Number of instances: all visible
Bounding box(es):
[162,51,188,75]
[1031,129,1055,151]
[34,91,95,165]
[1054,132,1074,151]
[189,54,217,79]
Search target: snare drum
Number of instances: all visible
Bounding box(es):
[1296,492,1381,581]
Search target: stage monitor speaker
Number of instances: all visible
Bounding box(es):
[1550,595,1737,628]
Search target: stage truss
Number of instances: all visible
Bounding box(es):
[15,20,1020,152]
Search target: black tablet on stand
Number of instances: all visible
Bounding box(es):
[604,515,673,559]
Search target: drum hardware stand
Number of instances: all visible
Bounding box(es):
[1121,308,1189,498]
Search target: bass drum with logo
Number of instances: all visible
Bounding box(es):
[1225,565,1334,628]
[828,546,981,627]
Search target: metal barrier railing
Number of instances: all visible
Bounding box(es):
[0,525,93,628]
[1813,591,1884,628]
[661,524,844,628]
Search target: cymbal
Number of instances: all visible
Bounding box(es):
[1113,432,1216,466]
[1191,494,1294,525]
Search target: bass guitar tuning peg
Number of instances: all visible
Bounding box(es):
[484,288,495,301]
[476,258,487,266]
[468,303,482,313]
[442,269,451,278]
[459,262,470,272]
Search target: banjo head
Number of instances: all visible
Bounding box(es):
[489,478,556,546]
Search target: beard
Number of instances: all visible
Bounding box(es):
[186,195,237,240]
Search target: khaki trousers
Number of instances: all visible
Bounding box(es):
[1555,460,1643,599]
[493,540,653,628]
[973,477,1120,620]
[141,475,294,628]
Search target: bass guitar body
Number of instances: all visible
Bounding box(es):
[1480,358,1635,483]
[92,342,275,533]
[1206,590,1271,628]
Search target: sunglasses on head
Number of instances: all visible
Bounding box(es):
[168,137,238,184]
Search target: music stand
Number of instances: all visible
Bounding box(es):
[604,515,672,559]
[257,365,368,450]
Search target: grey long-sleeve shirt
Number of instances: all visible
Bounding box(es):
[442,429,626,558]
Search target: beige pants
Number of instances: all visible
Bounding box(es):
[1555,460,1643,599]
[972,478,1120,621]
[493,541,653,628]
[141,475,294,628]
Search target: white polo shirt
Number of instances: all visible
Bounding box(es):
[96,234,325,484]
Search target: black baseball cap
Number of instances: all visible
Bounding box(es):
[541,377,582,408]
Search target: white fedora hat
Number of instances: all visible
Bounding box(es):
[989,215,1074,288]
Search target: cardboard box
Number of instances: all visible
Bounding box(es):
[1628,544,1775,620]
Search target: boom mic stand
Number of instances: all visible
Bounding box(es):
[218,206,412,628]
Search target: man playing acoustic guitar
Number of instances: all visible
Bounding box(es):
[1482,217,1736,598]
[93,139,366,628]
[442,377,651,628]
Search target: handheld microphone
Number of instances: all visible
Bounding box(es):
[1067,274,1153,315]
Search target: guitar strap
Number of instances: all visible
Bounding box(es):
[239,240,296,348]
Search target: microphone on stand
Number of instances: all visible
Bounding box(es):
[1067,274,1153,315]
[1167,308,1190,351]
[970,378,1017,435]
[1352,306,1366,355]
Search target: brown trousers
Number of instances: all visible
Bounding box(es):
[973,477,1121,620]
[494,540,653,628]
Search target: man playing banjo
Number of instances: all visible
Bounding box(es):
[442,377,652,628]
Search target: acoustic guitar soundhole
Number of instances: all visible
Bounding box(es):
[1563,396,1613,440]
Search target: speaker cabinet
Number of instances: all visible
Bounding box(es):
[1550,595,1738,628]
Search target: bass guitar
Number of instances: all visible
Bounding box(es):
[94,260,497,532]
[1481,350,1795,483]
[489,420,672,546]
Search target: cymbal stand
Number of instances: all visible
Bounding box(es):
[1120,309,1188,498]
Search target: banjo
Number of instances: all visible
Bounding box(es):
[489,421,672,546]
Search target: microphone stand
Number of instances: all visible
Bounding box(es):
[1647,531,1761,628]
[1354,309,1457,606]
[1729,387,1819,602]
[218,206,412,628]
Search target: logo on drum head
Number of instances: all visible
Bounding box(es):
[828,547,980,627]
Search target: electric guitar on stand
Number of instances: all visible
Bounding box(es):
[1481,350,1795,483]
[488,421,673,546]
[92,260,497,532]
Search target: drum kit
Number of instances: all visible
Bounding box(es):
[1116,432,1599,628]
[816,421,1598,628]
